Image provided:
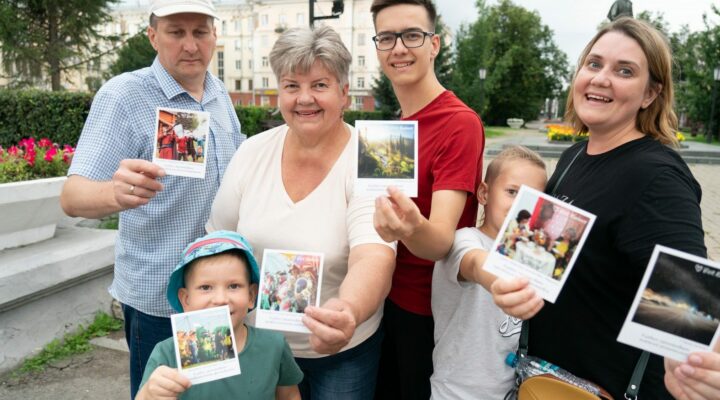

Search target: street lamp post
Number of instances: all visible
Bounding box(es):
[478,68,487,114]
[708,66,720,143]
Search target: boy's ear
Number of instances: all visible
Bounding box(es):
[178,287,189,311]
[248,283,259,311]
[476,182,489,205]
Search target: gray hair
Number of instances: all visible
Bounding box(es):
[269,26,351,86]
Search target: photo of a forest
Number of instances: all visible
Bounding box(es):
[358,123,415,179]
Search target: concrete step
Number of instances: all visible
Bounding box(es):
[0,226,117,374]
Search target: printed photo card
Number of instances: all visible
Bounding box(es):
[618,245,720,361]
[256,249,324,334]
[170,305,240,385]
[354,120,418,197]
[483,185,596,303]
[152,107,210,179]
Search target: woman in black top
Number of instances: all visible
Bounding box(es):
[490,17,720,399]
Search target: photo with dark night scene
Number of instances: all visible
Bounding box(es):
[632,252,720,345]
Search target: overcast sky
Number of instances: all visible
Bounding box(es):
[437,0,720,67]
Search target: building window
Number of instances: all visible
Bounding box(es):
[217,51,224,82]
[221,20,227,35]
[249,59,253,69]
[262,56,268,67]
[261,14,268,26]
[235,80,242,91]
[248,79,253,91]
[262,77,269,87]
[235,60,242,70]
[354,96,363,110]
[235,39,241,50]
[279,14,287,24]
[357,77,365,88]
[261,35,269,47]
[357,33,365,46]
[358,56,365,67]
[261,95,270,106]
[234,20,241,33]
[296,13,304,26]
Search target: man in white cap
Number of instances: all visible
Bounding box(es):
[60,1,243,397]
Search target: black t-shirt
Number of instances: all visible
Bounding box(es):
[529,136,706,399]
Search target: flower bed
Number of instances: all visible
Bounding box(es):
[546,124,687,143]
[0,137,74,183]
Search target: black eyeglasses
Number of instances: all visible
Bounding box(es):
[372,30,435,51]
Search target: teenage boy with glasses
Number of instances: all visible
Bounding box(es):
[369,1,485,399]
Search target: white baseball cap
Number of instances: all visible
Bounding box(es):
[149,0,219,19]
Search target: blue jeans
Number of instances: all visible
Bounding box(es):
[122,303,172,400]
[295,327,383,400]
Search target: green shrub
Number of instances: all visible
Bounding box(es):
[343,110,388,126]
[0,90,92,147]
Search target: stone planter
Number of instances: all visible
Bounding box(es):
[507,118,524,129]
[0,176,67,251]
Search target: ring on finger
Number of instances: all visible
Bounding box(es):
[129,184,135,194]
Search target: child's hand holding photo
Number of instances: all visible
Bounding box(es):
[137,365,191,400]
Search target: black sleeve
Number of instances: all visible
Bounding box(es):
[615,167,706,267]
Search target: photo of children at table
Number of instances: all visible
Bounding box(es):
[497,197,589,280]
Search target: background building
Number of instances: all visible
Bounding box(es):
[108,0,379,110]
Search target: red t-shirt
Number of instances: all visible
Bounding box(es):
[388,90,485,316]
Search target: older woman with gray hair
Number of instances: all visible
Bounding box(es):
[207,25,396,399]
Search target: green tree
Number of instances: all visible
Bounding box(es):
[371,73,400,118]
[451,0,569,124]
[0,0,119,91]
[107,30,156,78]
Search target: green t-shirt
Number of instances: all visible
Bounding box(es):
[140,325,303,399]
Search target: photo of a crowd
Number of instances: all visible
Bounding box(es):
[497,196,590,280]
[175,326,235,369]
[155,108,207,163]
[259,252,321,314]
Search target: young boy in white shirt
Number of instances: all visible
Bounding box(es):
[430,146,547,399]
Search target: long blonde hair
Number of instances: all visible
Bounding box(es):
[565,17,678,146]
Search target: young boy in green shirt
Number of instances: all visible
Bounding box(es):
[136,230,302,400]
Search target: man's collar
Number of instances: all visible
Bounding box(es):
[151,57,221,104]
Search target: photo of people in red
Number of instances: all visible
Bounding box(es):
[498,196,590,280]
[259,252,321,314]
[155,109,206,163]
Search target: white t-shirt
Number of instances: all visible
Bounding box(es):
[207,123,394,358]
[430,228,521,400]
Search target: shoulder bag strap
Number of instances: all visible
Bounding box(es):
[549,141,586,196]
[624,351,650,400]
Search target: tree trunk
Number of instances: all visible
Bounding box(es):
[48,7,61,91]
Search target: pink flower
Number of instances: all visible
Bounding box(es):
[38,138,53,148]
[8,146,19,156]
[63,144,75,153]
[44,147,58,162]
[24,149,36,167]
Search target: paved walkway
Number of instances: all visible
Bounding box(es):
[487,127,720,260]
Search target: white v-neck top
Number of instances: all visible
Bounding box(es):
[207,123,394,358]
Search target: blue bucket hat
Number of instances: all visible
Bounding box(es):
[167,230,260,312]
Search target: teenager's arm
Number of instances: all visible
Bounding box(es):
[302,243,395,354]
[276,385,301,400]
[374,188,467,261]
[61,160,165,219]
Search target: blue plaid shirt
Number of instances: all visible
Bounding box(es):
[69,58,243,317]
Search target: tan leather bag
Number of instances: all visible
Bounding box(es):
[518,374,613,400]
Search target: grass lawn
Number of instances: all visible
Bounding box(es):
[485,126,514,138]
[684,133,720,147]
